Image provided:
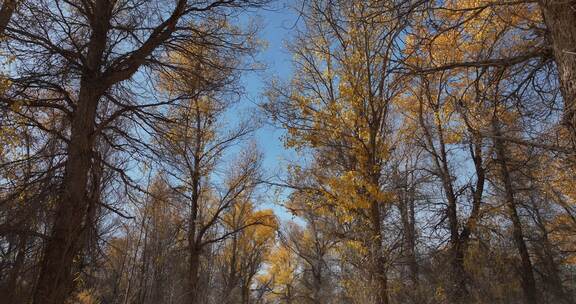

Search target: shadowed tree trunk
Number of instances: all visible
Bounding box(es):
[29,0,195,300]
[492,118,539,304]
[370,199,389,304]
[532,207,573,304]
[418,97,470,303]
[539,0,576,148]
[188,201,201,304]
[32,0,112,301]
[3,233,27,304]
[397,171,418,288]
[0,0,16,36]
[33,81,104,304]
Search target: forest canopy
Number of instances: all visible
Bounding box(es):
[0,0,575,304]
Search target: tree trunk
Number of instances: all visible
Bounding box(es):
[4,233,27,304]
[188,246,201,304]
[224,234,239,304]
[188,166,202,304]
[312,262,323,304]
[32,81,101,304]
[0,0,16,36]
[370,200,389,304]
[436,116,469,304]
[32,1,112,301]
[539,0,576,148]
[419,99,471,303]
[188,181,201,304]
[186,107,205,304]
[533,207,573,304]
[398,182,419,288]
[492,120,539,304]
[241,282,250,304]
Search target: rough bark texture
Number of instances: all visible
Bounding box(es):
[367,122,388,304]
[0,0,16,36]
[533,208,573,304]
[540,0,576,148]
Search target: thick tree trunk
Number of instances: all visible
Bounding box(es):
[0,0,16,36]
[32,1,111,301]
[492,120,539,304]
[311,262,323,304]
[407,198,418,285]
[540,1,576,148]
[506,198,538,304]
[241,284,249,304]
[224,235,239,304]
[442,175,469,303]
[188,246,201,304]
[32,83,101,304]
[186,108,205,304]
[419,100,471,303]
[188,177,201,304]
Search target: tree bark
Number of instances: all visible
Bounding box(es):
[32,1,116,302]
[32,79,103,304]
[0,0,16,36]
[539,0,576,148]
[398,174,418,287]
[3,233,27,304]
[533,206,573,304]
[241,283,250,304]
[370,200,389,304]
[188,245,201,304]
[311,260,324,304]
[433,107,470,303]
[492,120,539,304]
[188,160,201,304]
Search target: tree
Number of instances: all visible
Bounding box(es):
[1,0,267,302]
[265,1,416,302]
[154,35,266,303]
[219,202,277,304]
[1,0,576,303]
[410,0,576,151]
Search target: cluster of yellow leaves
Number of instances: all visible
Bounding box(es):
[0,72,17,159]
[73,289,100,304]
[0,123,22,158]
[408,0,541,68]
[221,202,278,265]
[324,171,393,213]
[258,244,298,301]
[548,214,576,265]
[340,239,368,256]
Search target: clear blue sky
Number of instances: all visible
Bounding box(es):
[236,2,300,220]
[241,1,298,173]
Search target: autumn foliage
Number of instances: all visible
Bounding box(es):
[0,0,575,304]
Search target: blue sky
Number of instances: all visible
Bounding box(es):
[241,1,297,172]
[235,2,299,220]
